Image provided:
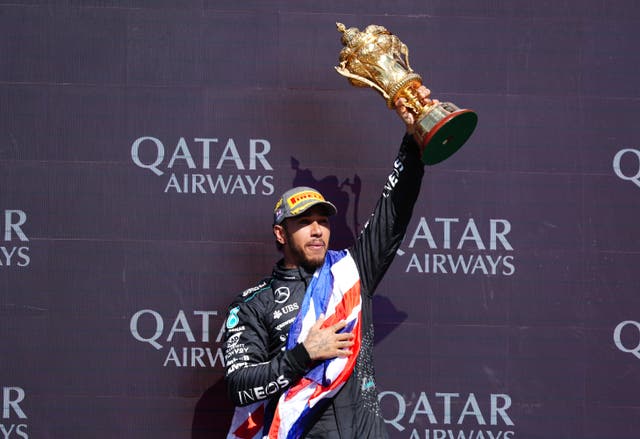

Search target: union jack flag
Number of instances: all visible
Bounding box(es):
[227,250,362,439]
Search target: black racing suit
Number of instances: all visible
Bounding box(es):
[223,134,425,438]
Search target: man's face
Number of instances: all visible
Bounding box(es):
[274,206,331,271]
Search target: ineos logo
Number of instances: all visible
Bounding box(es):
[274,287,290,304]
[613,320,640,359]
[613,149,640,188]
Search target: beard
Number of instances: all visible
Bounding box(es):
[285,232,327,272]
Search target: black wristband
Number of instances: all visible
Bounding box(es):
[291,342,312,368]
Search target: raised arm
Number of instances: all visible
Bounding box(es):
[350,85,432,294]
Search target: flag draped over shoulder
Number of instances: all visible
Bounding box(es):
[269,250,362,438]
[226,250,362,439]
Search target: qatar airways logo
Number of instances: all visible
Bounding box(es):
[129,309,226,368]
[614,320,640,360]
[2,386,28,438]
[379,390,515,438]
[398,217,515,276]
[1,210,30,269]
[613,148,640,188]
[131,136,275,195]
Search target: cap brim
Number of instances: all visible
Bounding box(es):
[277,200,337,224]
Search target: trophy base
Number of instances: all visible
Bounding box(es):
[414,102,478,165]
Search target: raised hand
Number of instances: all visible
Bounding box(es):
[395,85,439,133]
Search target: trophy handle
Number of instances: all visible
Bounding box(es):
[334,65,392,101]
[399,43,414,73]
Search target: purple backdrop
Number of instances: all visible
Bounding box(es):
[1,1,640,438]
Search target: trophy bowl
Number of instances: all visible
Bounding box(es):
[335,23,477,165]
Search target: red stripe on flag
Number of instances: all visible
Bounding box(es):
[233,403,265,439]
[284,377,313,402]
[320,281,361,329]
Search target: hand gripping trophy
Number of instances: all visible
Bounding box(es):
[335,23,477,165]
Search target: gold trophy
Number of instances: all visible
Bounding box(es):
[335,23,477,165]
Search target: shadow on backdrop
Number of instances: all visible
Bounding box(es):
[191,376,233,438]
[290,156,360,250]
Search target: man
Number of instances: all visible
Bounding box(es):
[224,86,433,438]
